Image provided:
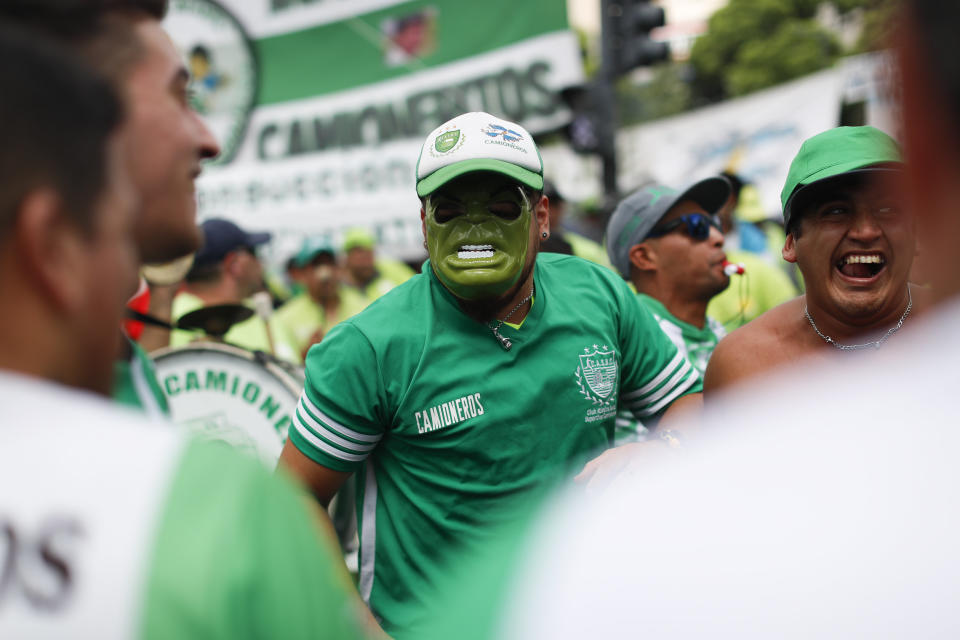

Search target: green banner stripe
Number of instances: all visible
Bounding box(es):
[257,0,568,104]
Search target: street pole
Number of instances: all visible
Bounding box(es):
[598,0,621,210]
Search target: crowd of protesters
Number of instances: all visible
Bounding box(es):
[2,1,959,639]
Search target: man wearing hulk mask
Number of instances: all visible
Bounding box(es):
[278,112,701,639]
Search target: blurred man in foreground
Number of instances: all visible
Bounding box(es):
[0,29,368,640]
[0,0,221,415]
[419,4,960,637]
[705,126,925,397]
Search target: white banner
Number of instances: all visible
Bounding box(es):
[544,54,895,221]
[190,29,584,261]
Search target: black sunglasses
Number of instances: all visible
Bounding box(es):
[646,213,721,241]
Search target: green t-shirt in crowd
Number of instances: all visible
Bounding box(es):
[615,294,725,442]
[636,294,726,375]
[111,336,170,419]
[0,371,368,640]
[288,252,701,638]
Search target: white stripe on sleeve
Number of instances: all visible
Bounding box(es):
[299,391,382,442]
[621,353,685,402]
[636,370,700,417]
[624,359,693,410]
[295,403,378,454]
[292,418,370,463]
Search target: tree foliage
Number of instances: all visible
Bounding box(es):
[726,19,840,96]
[608,0,897,128]
[687,0,884,102]
[617,63,693,125]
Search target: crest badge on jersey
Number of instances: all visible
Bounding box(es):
[575,345,619,425]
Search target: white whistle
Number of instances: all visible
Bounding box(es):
[723,260,746,276]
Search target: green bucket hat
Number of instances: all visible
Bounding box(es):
[780,126,903,231]
[294,237,335,268]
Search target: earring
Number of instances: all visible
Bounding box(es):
[542,232,549,239]
[423,240,428,248]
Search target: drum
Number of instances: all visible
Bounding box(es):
[152,342,304,467]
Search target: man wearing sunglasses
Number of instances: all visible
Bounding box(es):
[704,126,927,396]
[278,111,702,639]
[605,178,732,440]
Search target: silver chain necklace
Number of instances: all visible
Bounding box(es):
[804,287,913,351]
[487,282,535,351]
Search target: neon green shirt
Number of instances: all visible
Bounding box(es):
[706,250,799,332]
[565,230,613,268]
[270,288,369,364]
[289,252,701,637]
[170,292,272,352]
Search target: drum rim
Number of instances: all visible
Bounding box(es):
[151,341,303,399]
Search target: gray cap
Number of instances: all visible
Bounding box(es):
[605,176,732,278]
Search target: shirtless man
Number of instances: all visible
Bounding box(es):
[704,126,924,395]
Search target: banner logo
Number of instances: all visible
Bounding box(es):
[165,0,259,166]
[382,8,438,67]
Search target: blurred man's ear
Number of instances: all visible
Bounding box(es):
[223,250,245,279]
[16,188,88,313]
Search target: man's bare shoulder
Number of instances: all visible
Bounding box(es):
[705,297,806,396]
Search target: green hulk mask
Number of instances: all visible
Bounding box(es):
[424,178,533,301]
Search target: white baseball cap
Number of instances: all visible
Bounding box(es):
[415,112,544,197]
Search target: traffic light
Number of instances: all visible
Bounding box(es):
[608,0,670,75]
[561,85,602,154]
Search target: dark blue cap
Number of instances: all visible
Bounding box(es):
[194,218,271,267]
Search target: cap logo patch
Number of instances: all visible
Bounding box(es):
[434,129,462,153]
[646,185,677,206]
[483,123,523,142]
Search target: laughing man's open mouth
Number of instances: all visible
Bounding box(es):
[836,253,885,278]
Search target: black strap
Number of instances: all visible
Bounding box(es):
[126,308,175,331]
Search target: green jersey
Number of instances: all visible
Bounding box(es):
[1,371,368,640]
[636,294,726,375]
[615,295,724,442]
[111,336,170,418]
[290,252,700,637]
